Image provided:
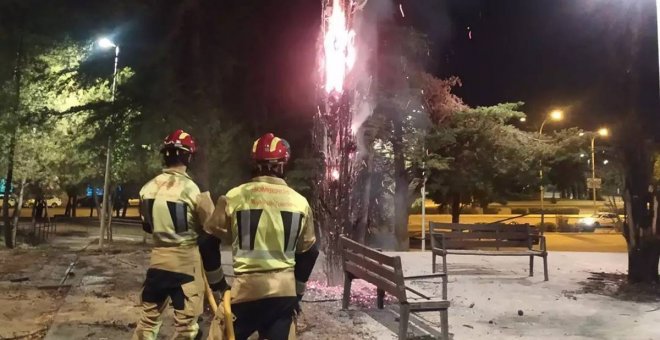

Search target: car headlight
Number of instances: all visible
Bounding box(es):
[579,217,595,226]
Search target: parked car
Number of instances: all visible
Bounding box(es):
[576,212,621,232]
[0,195,16,208]
[23,196,63,208]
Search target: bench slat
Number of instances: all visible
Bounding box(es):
[442,240,530,248]
[344,262,405,300]
[437,232,531,240]
[340,237,396,267]
[343,250,401,285]
[433,249,544,256]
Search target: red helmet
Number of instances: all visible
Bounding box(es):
[161,129,196,154]
[252,133,290,163]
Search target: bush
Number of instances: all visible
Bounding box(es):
[534,222,557,232]
[528,207,580,215]
[558,224,578,232]
[511,208,528,215]
[483,207,501,214]
[409,201,442,214]
[461,207,480,214]
[556,215,571,231]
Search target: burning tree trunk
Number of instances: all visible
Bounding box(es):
[313,0,361,285]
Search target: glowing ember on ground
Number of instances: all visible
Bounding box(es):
[305,279,395,307]
[323,0,356,94]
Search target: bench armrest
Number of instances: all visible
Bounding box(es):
[539,235,547,252]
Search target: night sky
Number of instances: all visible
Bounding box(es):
[402,0,659,133]
[56,0,660,145]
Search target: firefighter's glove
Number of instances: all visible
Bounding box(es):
[293,295,303,316]
[210,276,230,294]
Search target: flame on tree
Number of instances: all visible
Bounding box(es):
[313,0,363,285]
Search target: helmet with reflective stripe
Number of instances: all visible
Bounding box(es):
[162,129,196,154]
[252,133,290,163]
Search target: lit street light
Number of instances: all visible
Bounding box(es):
[97,37,120,248]
[549,109,563,121]
[538,109,564,231]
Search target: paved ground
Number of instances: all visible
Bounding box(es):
[390,251,660,340]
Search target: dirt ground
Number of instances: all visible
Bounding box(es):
[0,224,390,340]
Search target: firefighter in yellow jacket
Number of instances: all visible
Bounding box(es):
[133,130,228,340]
[205,133,319,340]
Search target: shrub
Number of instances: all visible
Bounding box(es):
[558,223,577,232]
[461,207,480,214]
[528,207,580,215]
[511,208,528,215]
[534,222,557,232]
[483,207,501,214]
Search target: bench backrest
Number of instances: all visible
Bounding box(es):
[429,222,535,249]
[340,236,407,302]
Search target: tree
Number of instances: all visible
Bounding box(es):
[425,103,535,222]
[354,20,465,250]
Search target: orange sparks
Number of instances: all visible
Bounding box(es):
[324,0,356,94]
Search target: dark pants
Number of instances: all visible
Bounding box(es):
[232,297,297,340]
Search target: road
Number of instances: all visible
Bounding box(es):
[408,214,601,232]
[12,205,140,218]
[11,206,628,252]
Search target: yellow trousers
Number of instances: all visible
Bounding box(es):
[133,248,205,340]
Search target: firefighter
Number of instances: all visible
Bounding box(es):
[133,129,227,340]
[204,133,319,340]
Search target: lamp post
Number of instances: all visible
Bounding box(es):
[589,128,609,214]
[97,37,119,248]
[538,110,563,230]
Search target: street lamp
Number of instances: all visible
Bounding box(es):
[97,37,119,248]
[97,37,119,101]
[589,127,609,213]
[538,110,564,230]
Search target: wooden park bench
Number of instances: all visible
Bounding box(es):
[340,236,450,340]
[430,222,548,281]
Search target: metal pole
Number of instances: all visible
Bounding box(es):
[99,137,112,248]
[421,165,426,251]
[591,136,597,214]
[99,45,119,248]
[110,46,119,101]
[538,119,548,232]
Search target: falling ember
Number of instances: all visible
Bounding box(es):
[324,0,356,94]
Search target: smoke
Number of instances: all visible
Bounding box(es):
[350,0,394,153]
